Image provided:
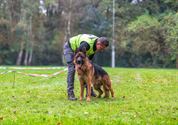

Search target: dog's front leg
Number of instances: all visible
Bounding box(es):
[79,79,84,101]
[86,77,92,102]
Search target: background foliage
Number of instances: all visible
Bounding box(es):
[0,0,177,67]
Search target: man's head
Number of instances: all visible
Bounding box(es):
[96,37,109,52]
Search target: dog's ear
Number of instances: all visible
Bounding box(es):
[75,49,80,54]
[76,47,87,55]
[73,52,78,64]
[73,58,76,64]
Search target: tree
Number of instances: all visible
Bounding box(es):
[161,13,178,68]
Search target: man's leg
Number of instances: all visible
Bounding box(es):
[63,42,77,100]
[67,62,77,100]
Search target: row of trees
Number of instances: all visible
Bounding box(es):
[0,0,177,68]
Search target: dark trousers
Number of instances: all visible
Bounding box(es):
[63,42,75,96]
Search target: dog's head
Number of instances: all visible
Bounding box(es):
[74,51,87,68]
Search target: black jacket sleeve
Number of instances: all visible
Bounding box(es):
[88,54,94,60]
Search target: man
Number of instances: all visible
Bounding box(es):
[63,34,109,100]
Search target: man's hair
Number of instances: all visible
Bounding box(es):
[97,37,109,47]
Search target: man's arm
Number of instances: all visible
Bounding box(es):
[88,54,94,60]
[78,41,95,60]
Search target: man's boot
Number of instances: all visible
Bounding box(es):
[68,92,77,101]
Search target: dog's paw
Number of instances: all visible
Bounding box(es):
[86,97,91,102]
[79,97,83,101]
[103,96,109,98]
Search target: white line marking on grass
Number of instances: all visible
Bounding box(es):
[0,67,65,70]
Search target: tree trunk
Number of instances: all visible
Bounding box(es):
[176,54,178,68]
[8,0,21,44]
[28,16,33,65]
[62,0,72,65]
[24,49,29,66]
[28,45,33,65]
[64,0,72,41]
[16,41,24,65]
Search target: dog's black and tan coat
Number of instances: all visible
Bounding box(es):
[74,51,114,101]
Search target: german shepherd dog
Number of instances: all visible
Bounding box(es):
[74,51,114,101]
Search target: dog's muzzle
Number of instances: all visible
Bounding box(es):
[76,60,84,65]
[76,57,84,65]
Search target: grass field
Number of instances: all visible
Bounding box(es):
[0,67,177,125]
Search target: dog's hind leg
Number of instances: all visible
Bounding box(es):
[108,80,114,98]
[94,84,103,98]
[105,76,114,98]
[109,87,114,98]
[103,85,109,98]
[97,87,103,98]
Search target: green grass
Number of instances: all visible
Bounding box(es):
[0,67,177,125]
